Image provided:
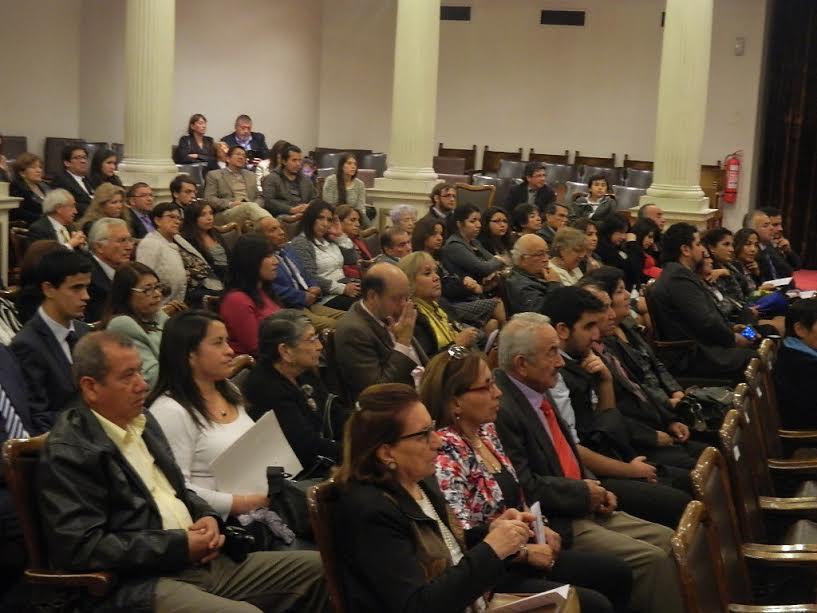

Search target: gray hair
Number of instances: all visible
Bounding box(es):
[511,234,547,266]
[389,204,417,223]
[88,217,128,246]
[73,330,134,384]
[498,312,552,371]
[257,309,314,364]
[42,188,75,215]
[552,227,587,257]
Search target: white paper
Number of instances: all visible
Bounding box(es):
[798,290,817,299]
[211,410,303,495]
[767,276,792,288]
[530,502,547,545]
[489,585,570,611]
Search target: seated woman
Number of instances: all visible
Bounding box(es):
[477,206,513,265]
[732,227,776,297]
[776,298,817,429]
[77,183,132,236]
[397,251,482,356]
[389,204,418,235]
[335,204,374,279]
[322,152,372,227]
[441,203,506,287]
[103,262,170,389]
[254,139,290,191]
[572,217,603,273]
[549,227,587,286]
[175,113,216,169]
[219,234,281,356]
[421,349,631,613]
[510,203,543,237]
[242,310,344,470]
[87,147,123,190]
[631,218,662,281]
[9,153,51,223]
[149,310,268,521]
[180,200,230,281]
[288,199,360,311]
[333,383,574,613]
[595,214,640,290]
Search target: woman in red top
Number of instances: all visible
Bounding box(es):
[336,204,373,278]
[219,234,280,356]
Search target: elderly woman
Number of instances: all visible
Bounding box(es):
[77,183,132,236]
[549,227,587,286]
[335,204,373,278]
[9,152,51,223]
[421,349,631,613]
[88,147,123,190]
[333,383,566,613]
[397,251,482,357]
[242,310,344,471]
[322,152,372,227]
[389,204,418,235]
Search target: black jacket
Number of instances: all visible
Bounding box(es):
[503,181,556,214]
[49,170,94,216]
[595,238,642,291]
[27,215,60,242]
[504,268,559,315]
[774,341,817,429]
[38,405,220,613]
[9,178,50,224]
[0,346,35,438]
[175,134,217,169]
[85,256,113,324]
[333,477,503,613]
[757,244,794,282]
[221,132,269,158]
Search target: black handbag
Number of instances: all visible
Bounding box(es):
[266,456,335,539]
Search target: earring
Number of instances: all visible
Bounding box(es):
[454,413,461,421]
[387,461,397,470]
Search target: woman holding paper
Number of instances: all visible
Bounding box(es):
[421,348,633,613]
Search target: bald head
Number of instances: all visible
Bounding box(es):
[639,204,665,230]
[362,263,411,320]
[257,216,286,248]
[512,233,551,275]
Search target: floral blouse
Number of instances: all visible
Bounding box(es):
[435,424,520,530]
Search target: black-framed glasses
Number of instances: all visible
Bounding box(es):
[397,420,437,443]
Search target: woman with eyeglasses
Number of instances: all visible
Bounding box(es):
[103,262,173,389]
[421,349,630,613]
[334,383,566,613]
[477,206,513,265]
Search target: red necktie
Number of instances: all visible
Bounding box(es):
[539,398,582,480]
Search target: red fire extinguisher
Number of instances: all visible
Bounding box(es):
[722,151,742,204]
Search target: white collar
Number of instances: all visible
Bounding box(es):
[93,255,116,280]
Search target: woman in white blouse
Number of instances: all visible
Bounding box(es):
[148,310,268,519]
[321,152,372,227]
[288,199,360,311]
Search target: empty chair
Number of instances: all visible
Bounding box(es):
[624,168,653,189]
[317,167,335,179]
[454,182,495,212]
[307,479,348,613]
[437,143,477,171]
[543,163,576,187]
[360,153,387,177]
[433,156,466,175]
[318,152,345,170]
[481,146,523,175]
[497,159,526,179]
[622,155,654,171]
[436,173,469,185]
[528,148,570,164]
[2,136,28,162]
[611,186,645,211]
[356,168,376,188]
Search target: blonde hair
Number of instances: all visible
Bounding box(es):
[396,251,435,293]
[78,183,130,229]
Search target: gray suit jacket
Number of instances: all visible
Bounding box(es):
[203,168,262,212]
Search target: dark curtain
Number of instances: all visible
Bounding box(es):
[758,0,817,266]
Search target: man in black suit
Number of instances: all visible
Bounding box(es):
[745,208,795,281]
[126,182,155,239]
[221,114,268,162]
[48,144,94,216]
[503,161,556,214]
[11,250,92,434]
[762,206,802,271]
[84,218,134,322]
[538,202,570,245]
[494,313,683,613]
[650,222,755,382]
[27,188,86,249]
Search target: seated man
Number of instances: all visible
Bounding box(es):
[494,313,684,613]
[638,203,666,232]
[84,218,134,322]
[775,298,817,429]
[49,144,93,216]
[261,145,316,218]
[38,331,328,612]
[335,263,427,399]
[221,114,269,161]
[27,188,86,250]
[260,216,344,331]
[744,209,794,281]
[650,222,755,382]
[126,182,155,239]
[170,173,198,210]
[503,161,555,213]
[203,147,272,227]
[373,227,412,264]
[419,183,456,235]
[761,206,802,271]
[504,234,561,315]
[538,203,570,245]
[11,250,92,433]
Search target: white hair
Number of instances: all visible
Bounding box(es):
[88,217,128,246]
[498,312,552,371]
[389,204,417,223]
[42,188,74,215]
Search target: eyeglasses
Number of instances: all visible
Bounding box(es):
[131,283,168,295]
[397,420,437,443]
[464,378,497,394]
[70,155,88,161]
[162,213,182,221]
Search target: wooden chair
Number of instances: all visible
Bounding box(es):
[307,479,347,613]
[2,435,114,598]
[481,146,522,175]
[700,162,723,209]
[362,230,382,258]
[282,219,300,241]
[43,137,86,180]
[437,143,477,172]
[202,294,221,313]
[433,156,467,176]
[528,148,570,165]
[2,135,28,161]
[454,183,495,212]
[215,221,241,250]
[622,155,654,170]
[574,151,616,169]
[229,354,255,389]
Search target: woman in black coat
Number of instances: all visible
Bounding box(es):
[9,153,51,224]
[595,214,641,290]
[175,113,216,170]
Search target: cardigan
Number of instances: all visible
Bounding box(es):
[106,311,169,390]
[440,233,504,282]
[135,232,208,304]
[288,233,358,302]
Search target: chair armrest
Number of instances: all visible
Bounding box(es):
[759,496,817,512]
[215,222,239,234]
[779,429,817,443]
[229,354,255,378]
[742,542,817,562]
[730,605,817,612]
[25,569,114,597]
[768,458,817,472]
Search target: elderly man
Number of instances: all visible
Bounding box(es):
[335,263,427,398]
[760,206,802,270]
[37,331,329,612]
[504,162,556,213]
[221,114,269,161]
[539,203,570,245]
[373,227,412,265]
[203,147,272,227]
[126,182,155,239]
[745,208,796,280]
[261,145,316,218]
[637,203,666,231]
[84,218,134,322]
[494,313,684,613]
[504,234,562,314]
[27,188,86,249]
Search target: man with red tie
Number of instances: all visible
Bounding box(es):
[494,310,683,613]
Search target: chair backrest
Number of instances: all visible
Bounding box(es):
[282,219,300,240]
[622,155,654,170]
[528,148,570,165]
[743,357,783,459]
[542,163,576,187]
[574,151,616,169]
[362,231,382,257]
[318,152,345,171]
[356,168,376,188]
[730,384,775,497]
[757,338,782,436]
[689,446,754,603]
[433,156,466,175]
[437,143,476,171]
[436,172,469,185]
[455,183,495,212]
[563,181,588,204]
[497,159,526,179]
[319,328,352,405]
[671,500,730,613]
[580,164,622,188]
[611,185,646,211]
[111,143,124,160]
[176,163,205,185]
[717,408,768,543]
[360,153,387,177]
[624,168,654,189]
[307,479,347,613]
[481,147,523,174]
[2,135,28,162]
[229,354,255,390]
[642,282,695,349]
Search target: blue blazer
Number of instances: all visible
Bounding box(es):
[270,246,321,309]
[0,346,34,441]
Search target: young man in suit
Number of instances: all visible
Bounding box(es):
[203,146,272,227]
[504,161,556,214]
[27,188,86,249]
[49,144,94,216]
[11,250,92,433]
[84,218,134,322]
[221,114,269,161]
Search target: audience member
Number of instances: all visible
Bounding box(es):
[336,204,373,264]
[638,203,666,232]
[630,218,662,280]
[595,215,640,290]
[510,203,544,236]
[539,203,571,245]
[389,204,418,235]
[441,204,505,290]
[219,234,281,356]
[776,298,817,429]
[504,234,561,315]
[14,240,68,325]
[477,206,513,263]
[333,383,564,612]
[335,263,427,398]
[493,314,684,613]
[761,206,801,270]
[254,139,290,191]
[504,161,555,213]
[411,217,445,255]
[87,147,123,190]
[243,311,344,469]
[181,200,230,281]
[322,152,372,227]
[572,217,603,272]
[213,140,229,169]
[170,173,199,210]
[11,250,92,433]
[203,146,272,226]
[84,218,135,322]
[77,182,132,236]
[732,227,766,294]
[126,182,156,239]
[550,227,587,286]
[572,174,615,221]
[175,113,216,169]
[136,203,194,303]
[221,114,269,160]
[9,153,51,223]
[289,200,360,310]
[650,222,755,382]
[0,292,22,345]
[420,183,456,232]
[374,226,412,264]
[27,188,86,249]
[262,145,316,217]
[38,330,328,611]
[0,134,8,182]
[744,209,794,281]
[50,144,94,215]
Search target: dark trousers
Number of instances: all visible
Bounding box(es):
[602,477,691,529]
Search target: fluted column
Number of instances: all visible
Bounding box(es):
[117,0,178,191]
[641,0,714,213]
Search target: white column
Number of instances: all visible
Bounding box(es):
[117,0,179,194]
[641,0,715,213]
[0,182,21,286]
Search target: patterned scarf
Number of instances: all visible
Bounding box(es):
[414,298,457,350]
